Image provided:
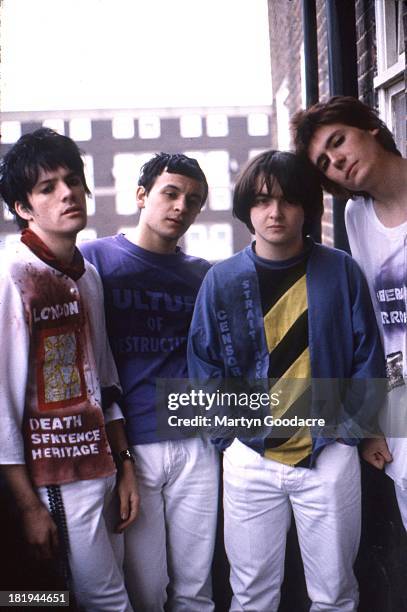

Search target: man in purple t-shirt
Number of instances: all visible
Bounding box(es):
[82,153,219,612]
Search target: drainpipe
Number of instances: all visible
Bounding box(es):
[302,0,321,241]
[302,0,319,107]
[325,0,358,251]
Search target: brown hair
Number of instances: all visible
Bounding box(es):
[291,96,401,196]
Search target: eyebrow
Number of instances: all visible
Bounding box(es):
[35,170,77,188]
[162,183,202,200]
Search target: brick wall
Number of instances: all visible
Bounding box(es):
[355,0,377,106]
[268,0,304,144]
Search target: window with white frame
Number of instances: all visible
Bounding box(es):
[118,226,139,242]
[206,114,228,137]
[113,153,151,215]
[180,114,202,138]
[247,113,269,137]
[248,148,266,160]
[1,121,21,143]
[112,116,135,139]
[374,0,406,155]
[276,80,291,150]
[77,228,97,243]
[208,223,233,260]
[69,118,92,141]
[138,116,160,139]
[43,119,65,134]
[82,155,95,216]
[184,222,233,261]
[185,150,231,210]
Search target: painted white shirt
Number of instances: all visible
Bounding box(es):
[0,242,123,487]
[346,196,407,487]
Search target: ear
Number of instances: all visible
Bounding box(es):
[14,201,33,222]
[370,128,380,137]
[136,186,146,212]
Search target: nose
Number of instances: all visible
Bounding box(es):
[173,195,187,212]
[268,200,283,218]
[59,180,74,201]
[329,150,346,170]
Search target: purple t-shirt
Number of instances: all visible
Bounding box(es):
[81,234,210,444]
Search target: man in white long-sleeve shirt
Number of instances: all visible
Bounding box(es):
[292,95,407,529]
[0,128,138,611]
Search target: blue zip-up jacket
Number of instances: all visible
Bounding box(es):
[187,242,386,465]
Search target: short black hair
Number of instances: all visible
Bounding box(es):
[0,127,90,229]
[233,150,323,237]
[138,152,208,206]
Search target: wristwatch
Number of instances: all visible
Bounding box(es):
[116,448,135,464]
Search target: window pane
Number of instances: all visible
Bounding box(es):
[247,113,269,136]
[113,153,151,215]
[180,115,202,138]
[392,90,406,156]
[1,121,21,143]
[184,150,231,210]
[209,223,233,260]
[184,224,208,258]
[77,229,97,243]
[43,119,65,134]
[69,118,92,141]
[112,116,135,139]
[138,116,160,139]
[119,226,139,242]
[209,187,231,211]
[206,114,228,137]
[82,155,95,215]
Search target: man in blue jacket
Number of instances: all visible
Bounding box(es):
[188,150,385,612]
[81,153,219,612]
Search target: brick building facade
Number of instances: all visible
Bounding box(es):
[268,0,406,247]
[0,106,274,260]
[267,3,407,610]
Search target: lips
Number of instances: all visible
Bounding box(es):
[346,162,357,180]
[63,206,84,215]
[166,217,184,226]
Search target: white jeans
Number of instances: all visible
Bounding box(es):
[38,474,133,612]
[124,437,219,612]
[223,439,361,612]
[394,482,407,530]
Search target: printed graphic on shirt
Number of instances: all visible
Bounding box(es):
[109,287,194,357]
[28,413,102,461]
[37,326,86,411]
[386,351,405,391]
[258,263,312,466]
[374,256,407,333]
[12,262,115,486]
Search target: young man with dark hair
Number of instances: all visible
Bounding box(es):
[188,150,385,611]
[81,153,219,612]
[0,128,138,611]
[292,96,407,528]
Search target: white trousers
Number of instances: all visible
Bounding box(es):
[124,437,219,612]
[38,474,133,612]
[223,439,361,612]
[394,482,407,530]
